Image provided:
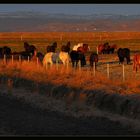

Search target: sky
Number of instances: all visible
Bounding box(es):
[0,4,140,15]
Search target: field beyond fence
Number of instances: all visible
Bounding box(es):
[0,32,140,53]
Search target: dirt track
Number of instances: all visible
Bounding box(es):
[0,93,138,136]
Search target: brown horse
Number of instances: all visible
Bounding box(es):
[133,54,140,72]
[97,43,117,54]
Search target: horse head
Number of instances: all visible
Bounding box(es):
[77,43,89,53]
[61,42,71,53]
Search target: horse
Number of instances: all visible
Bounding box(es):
[24,42,36,55]
[133,54,140,72]
[43,52,59,67]
[58,42,71,65]
[117,48,130,64]
[98,42,109,54]
[109,44,117,54]
[70,43,90,68]
[43,43,71,65]
[59,51,71,66]
[36,52,44,63]
[46,42,57,53]
[89,52,98,70]
[0,46,12,59]
[61,41,71,54]
[30,50,44,65]
[11,51,32,60]
[97,42,117,54]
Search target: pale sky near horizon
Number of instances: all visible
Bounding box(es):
[0,4,140,15]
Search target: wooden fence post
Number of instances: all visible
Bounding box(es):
[107,63,110,79]
[28,56,30,62]
[11,55,14,64]
[93,62,96,76]
[37,57,39,67]
[19,55,21,63]
[96,47,98,55]
[122,64,125,82]
[79,61,81,71]
[3,54,6,64]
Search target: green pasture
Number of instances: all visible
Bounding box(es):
[0,38,140,55]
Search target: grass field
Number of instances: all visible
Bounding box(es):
[0,32,140,54]
[0,32,140,123]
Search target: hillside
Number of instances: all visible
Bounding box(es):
[0,11,140,32]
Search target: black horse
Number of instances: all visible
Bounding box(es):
[36,52,44,62]
[70,43,90,68]
[61,41,71,53]
[24,42,36,55]
[11,51,32,60]
[0,46,12,58]
[117,48,130,64]
[46,42,57,53]
[70,50,86,68]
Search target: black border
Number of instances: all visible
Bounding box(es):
[0,0,140,138]
[0,0,140,4]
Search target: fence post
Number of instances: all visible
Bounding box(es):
[107,63,110,79]
[93,62,96,76]
[3,54,6,65]
[19,55,21,63]
[37,57,39,67]
[122,64,125,82]
[28,56,30,62]
[79,61,81,71]
[11,55,14,64]
[96,47,98,55]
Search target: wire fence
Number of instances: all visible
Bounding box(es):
[0,54,138,82]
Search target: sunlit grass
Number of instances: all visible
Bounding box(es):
[0,59,139,96]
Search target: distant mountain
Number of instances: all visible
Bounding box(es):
[0,11,140,32]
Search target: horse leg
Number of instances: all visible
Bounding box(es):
[76,60,78,68]
[126,57,130,64]
[90,61,93,69]
[72,60,74,68]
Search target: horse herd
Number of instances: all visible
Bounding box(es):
[0,41,140,72]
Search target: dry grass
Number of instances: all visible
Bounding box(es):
[0,60,139,95]
[0,32,140,123]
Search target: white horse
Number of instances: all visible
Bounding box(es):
[43,52,71,67]
[59,51,71,66]
[72,43,90,51]
[43,52,58,67]
[72,43,83,51]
